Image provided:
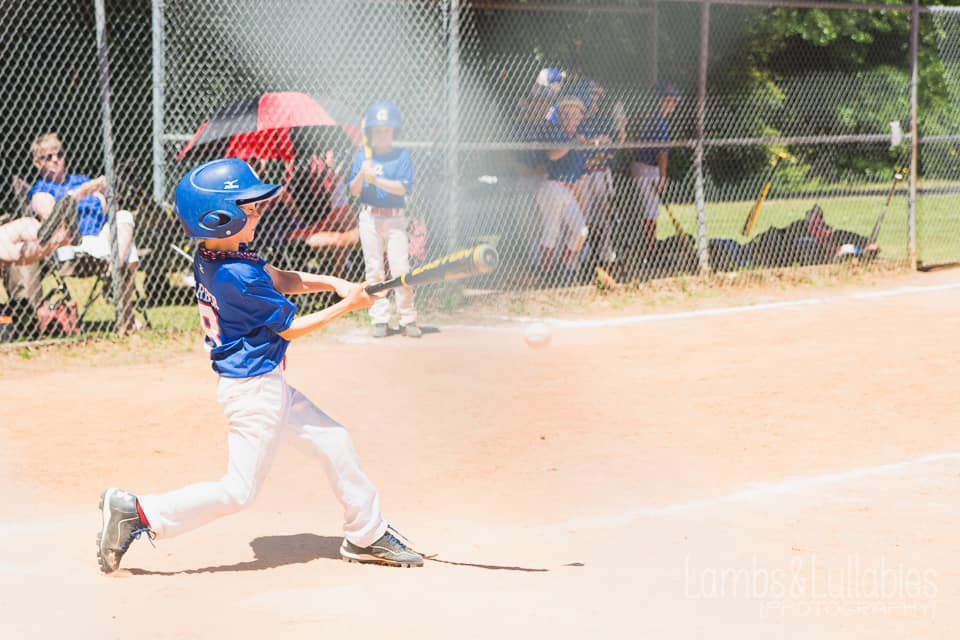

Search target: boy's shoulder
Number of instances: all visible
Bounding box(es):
[202,254,268,291]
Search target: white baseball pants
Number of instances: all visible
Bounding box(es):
[358,207,416,326]
[138,369,388,548]
[577,169,617,262]
[535,180,588,252]
[629,162,662,221]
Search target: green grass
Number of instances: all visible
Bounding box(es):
[662,191,960,265]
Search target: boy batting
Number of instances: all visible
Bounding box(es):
[97,158,424,572]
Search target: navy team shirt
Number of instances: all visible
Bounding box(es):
[542,123,585,183]
[580,114,617,170]
[193,246,296,378]
[634,113,669,167]
[349,147,414,209]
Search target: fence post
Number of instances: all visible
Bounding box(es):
[908,0,919,269]
[152,0,166,205]
[650,0,660,88]
[94,0,129,333]
[447,0,461,253]
[694,1,711,274]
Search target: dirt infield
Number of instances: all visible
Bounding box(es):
[2,269,959,639]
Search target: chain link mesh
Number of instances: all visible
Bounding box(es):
[0,0,956,343]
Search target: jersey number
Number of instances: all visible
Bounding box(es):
[198,302,222,347]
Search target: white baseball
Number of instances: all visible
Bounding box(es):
[524,322,551,349]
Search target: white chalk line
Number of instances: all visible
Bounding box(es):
[537,451,960,532]
[437,280,960,332]
[333,281,960,341]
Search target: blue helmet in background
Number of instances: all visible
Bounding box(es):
[364,101,402,131]
[174,158,282,239]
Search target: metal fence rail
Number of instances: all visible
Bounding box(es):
[1,0,958,343]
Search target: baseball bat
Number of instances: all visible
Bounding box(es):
[866,153,908,248]
[741,152,789,237]
[365,244,499,295]
[662,202,693,251]
[361,116,374,184]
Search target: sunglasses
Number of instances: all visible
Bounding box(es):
[37,149,64,162]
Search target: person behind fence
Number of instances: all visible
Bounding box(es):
[289,148,361,278]
[27,132,143,331]
[803,203,879,260]
[348,101,420,339]
[577,79,626,267]
[535,93,589,279]
[629,84,679,257]
[0,208,75,266]
[0,204,77,339]
[96,157,425,573]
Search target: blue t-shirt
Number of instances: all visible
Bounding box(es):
[349,147,414,209]
[580,114,616,169]
[193,247,296,378]
[542,123,585,183]
[28,174,105,236]
[635,113,669,166]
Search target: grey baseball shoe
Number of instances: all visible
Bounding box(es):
[340,526,424,567]
[97,488,154,574]
[402,323,422,338]
[371,323,389,338]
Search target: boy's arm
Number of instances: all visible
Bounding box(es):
[265,264,354,297]
[366,177,407,196]
[277,282,375,341]
[348,165,369,196]
[368,151,413,197]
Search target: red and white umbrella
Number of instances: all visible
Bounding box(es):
[177,91,361,168]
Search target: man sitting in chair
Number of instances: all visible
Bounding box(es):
[27,132,143,331]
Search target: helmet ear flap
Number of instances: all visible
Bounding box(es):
[199,209,245,236]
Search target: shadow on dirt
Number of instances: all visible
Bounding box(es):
[126,532,565,575]
[127,533,341,575]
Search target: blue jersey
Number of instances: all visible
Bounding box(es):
[28,174,106,236]
[349,147,414,209]
[193,246,296,378]
[542,123,585,183]
[581,114,616,169]
[635,113,669,166]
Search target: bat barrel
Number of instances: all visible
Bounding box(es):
[474,244,499,273]
[365,243,499,295]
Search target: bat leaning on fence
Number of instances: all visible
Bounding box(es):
[741,151,791,237]
[365,244,499,295]
[866,154,908,248]
[662,202,694,251]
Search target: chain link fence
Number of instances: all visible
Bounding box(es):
[1,0,958,343]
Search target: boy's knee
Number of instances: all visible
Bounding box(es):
[221,476,259,510]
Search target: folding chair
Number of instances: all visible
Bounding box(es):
[39,245,151,333]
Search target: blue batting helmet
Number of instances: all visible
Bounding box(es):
[364,101,402,131]
[174,158,282,239]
